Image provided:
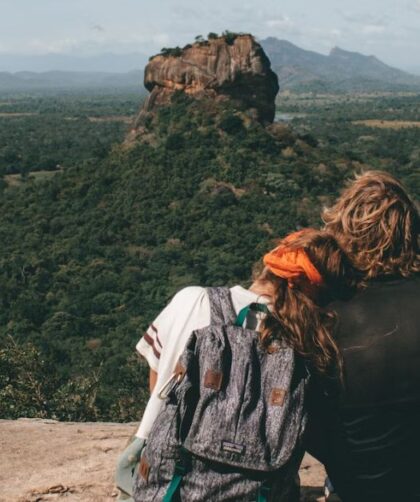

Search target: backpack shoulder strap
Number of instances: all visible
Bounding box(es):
[206,287,237,325]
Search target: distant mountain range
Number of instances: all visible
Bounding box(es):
[0,52,147,94]
[0,38,419,94]
[0,70,144,93]
[260,38,420,92]
[0,52,148,73]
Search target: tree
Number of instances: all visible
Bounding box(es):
[222,30,240,45]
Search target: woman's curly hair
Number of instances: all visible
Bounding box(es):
[258,229,356,376]
[323,171,420,280]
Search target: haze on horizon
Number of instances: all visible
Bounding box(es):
[1,0,419,74]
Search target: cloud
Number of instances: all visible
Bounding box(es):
[91,24,105,33]
[341,12,365,24]
[7,32,171,56]
[266,15,295,31]
[413,0,420,11]
[28,38,79,54]
[362,24,386,35]
[341,11,389,26]
[300,27,344,52]
[340,12,387,37]
[171,5,203,20]
[152,33,171,47]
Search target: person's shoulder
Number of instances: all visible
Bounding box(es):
[335,274,420,307]
[171,286,207,303]
[164,286,211,328]
[331,274,420,338]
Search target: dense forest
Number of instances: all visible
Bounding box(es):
[0,93,141,177]
[0,90,419,422]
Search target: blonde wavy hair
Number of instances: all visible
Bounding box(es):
[323,171,420,280]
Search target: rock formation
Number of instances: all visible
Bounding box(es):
[132,34,279,134]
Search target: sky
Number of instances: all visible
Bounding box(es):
[0,0,419,72]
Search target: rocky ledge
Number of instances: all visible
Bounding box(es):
[0,418,329,501]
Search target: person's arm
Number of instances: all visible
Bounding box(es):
[304,375,333,465]
[135,286,210,441]
[116,288,208,497]
[136,286,209,385]
[149,369,158,393]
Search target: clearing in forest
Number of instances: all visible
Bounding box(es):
[353,119,420,129]
[88,115,133,123]
[0,112,37,117]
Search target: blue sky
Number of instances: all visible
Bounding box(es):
[1,0,420,70]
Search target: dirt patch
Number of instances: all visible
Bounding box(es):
[0,112,37,118]
[88,116,133,124]
[0,419,327,501]
[4,174,23,187]
[4,169,63,187]
[353,119,420,129]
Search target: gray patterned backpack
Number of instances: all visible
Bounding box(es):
[134,287,310,502]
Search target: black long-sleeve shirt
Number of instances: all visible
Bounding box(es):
[308,275,420,502]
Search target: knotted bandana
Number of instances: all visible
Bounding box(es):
[263,231,324,286]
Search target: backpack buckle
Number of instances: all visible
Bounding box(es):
[158,361,186,399]
[175,447,191,475]
[174,462,187,476]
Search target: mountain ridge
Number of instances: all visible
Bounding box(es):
[1,38,419,93]
[0,69,145,93]
[0,52,148,73]
[260,37,420,92]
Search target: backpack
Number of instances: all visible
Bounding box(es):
[134,287,310,502]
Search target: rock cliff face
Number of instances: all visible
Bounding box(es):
[133,35,279,132]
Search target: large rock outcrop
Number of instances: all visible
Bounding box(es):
[133,34,279,132]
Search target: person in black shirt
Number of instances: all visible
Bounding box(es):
[308,171,420,502]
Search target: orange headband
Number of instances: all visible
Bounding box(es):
[263,231,324,286]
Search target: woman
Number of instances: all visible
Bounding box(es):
[117,229,355,501]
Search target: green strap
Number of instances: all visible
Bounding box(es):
[162,453,189,502]
[163,455,270,502]
[235,302,270,327]
[257,483,270,502]
[162,471,184,502]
